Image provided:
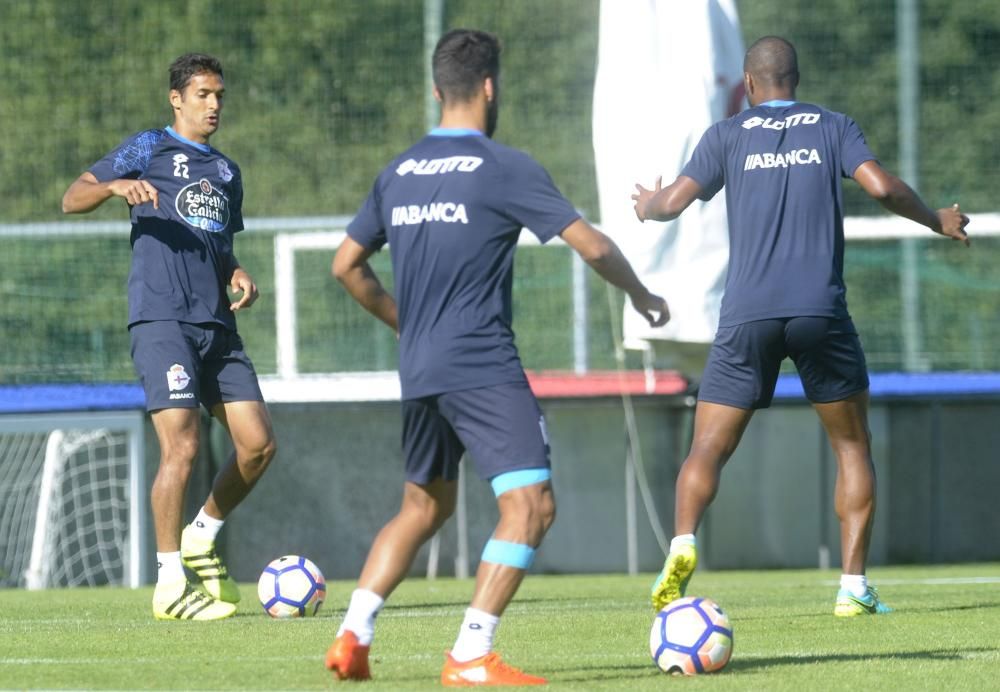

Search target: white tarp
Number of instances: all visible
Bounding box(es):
[593,0,745,347]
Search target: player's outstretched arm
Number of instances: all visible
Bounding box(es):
[853,161,970,246]
[62,171,160,214]
[560,219,669,328]
[332,236,399,332]
[631,175,703,223]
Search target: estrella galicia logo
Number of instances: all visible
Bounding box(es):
[175,177,230,232]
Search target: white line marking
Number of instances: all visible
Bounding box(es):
[821,576,1000,586]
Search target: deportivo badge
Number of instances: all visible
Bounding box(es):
[167,364,191,391]
[217,159,233,182]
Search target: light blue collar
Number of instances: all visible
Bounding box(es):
[165,126,211,152]
[429,127,485,137]
[760,99,797,107]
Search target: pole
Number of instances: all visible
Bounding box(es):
[424,0,444,132]
[897,0,926,371]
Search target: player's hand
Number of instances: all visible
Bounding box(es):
[108,179,159,209]
[937,203,970,246]
[631,176,662,222]
[229,267,259,311]
[630,289,670,328]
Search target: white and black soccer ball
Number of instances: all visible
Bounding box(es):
[257,555,326,618]
[650,596,733,675]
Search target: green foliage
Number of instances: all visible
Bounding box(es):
[2,1,999,383]
[738,0,1000,212]
[1,565,998,689]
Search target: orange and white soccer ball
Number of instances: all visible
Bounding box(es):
[649,596,733,675]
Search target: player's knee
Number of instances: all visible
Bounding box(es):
[403,491,454,534]
[239,434,277,474]
[254,435,278,466]
[687,439,736,468]
[538,490,556,535]
[159,435,200,469]
[498,485,555,545]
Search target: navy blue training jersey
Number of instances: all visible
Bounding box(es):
[348,129,580,399]
[681,101,876,328]
[89,127,245,330]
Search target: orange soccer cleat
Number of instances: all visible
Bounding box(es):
[325,631,371,681]
[441,651,547,687]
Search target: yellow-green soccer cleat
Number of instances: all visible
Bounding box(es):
[650,543,698,611]
[834,586,893,617]
[181,525,241,603]
[152,580,237,621]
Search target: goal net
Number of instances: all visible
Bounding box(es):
[0,411,146,589]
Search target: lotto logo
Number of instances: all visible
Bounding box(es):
[741,112,820,130]
[395,156,483,176]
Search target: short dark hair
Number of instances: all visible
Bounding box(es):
[169,53,224,93]
[432,29,501,103]
[743,36,798,88]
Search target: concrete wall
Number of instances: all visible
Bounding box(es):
[139,395,1000,583]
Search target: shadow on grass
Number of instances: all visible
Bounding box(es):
[545,647,1000,683]
[380,596,575,613]
[902,601,1000,614]
[734,598,1000,622]
[724,646,999,674]
[527,661,658,683]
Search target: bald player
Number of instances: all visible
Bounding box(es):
[632,36,969,617]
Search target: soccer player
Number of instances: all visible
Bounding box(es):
[62,53,276,620]
[633,36,970,618]
[325,29,668,686]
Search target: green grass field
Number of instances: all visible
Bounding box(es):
[2,563,998,690]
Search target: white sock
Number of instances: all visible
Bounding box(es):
[337,588,385,646]
[449,607,500,663]
[670,534,696,553]
[188,508,225,541]
[156,552,185,585]
[840,574,868,598]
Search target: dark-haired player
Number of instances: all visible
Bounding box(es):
[62,53,276,620]
[325,28,668,686]
[633,36,969,618]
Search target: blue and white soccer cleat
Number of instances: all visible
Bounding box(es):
[834,585,893,617]
[650,543,698,611]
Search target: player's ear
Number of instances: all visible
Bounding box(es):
[484,76,495,103]
[743,72,755,100]
[169,89,183,110]
[433,85,444,104]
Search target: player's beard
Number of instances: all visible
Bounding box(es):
[485,97,499,138]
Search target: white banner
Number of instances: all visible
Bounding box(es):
[593,0,745,346]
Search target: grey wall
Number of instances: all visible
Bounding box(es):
[139,395,1000,583]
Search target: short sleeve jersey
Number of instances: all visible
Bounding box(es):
[89,127,245,330]
[348,129,580,400]
[681,102,876,327]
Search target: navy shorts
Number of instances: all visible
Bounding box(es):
[698,317,869,410]
[401,381,551,485]
[129,320,263,412]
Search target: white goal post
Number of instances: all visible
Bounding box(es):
[0,410,146,589]
[272,225,588,383]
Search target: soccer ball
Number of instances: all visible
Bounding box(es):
[649,596,733,675]
[257,555,326,618]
